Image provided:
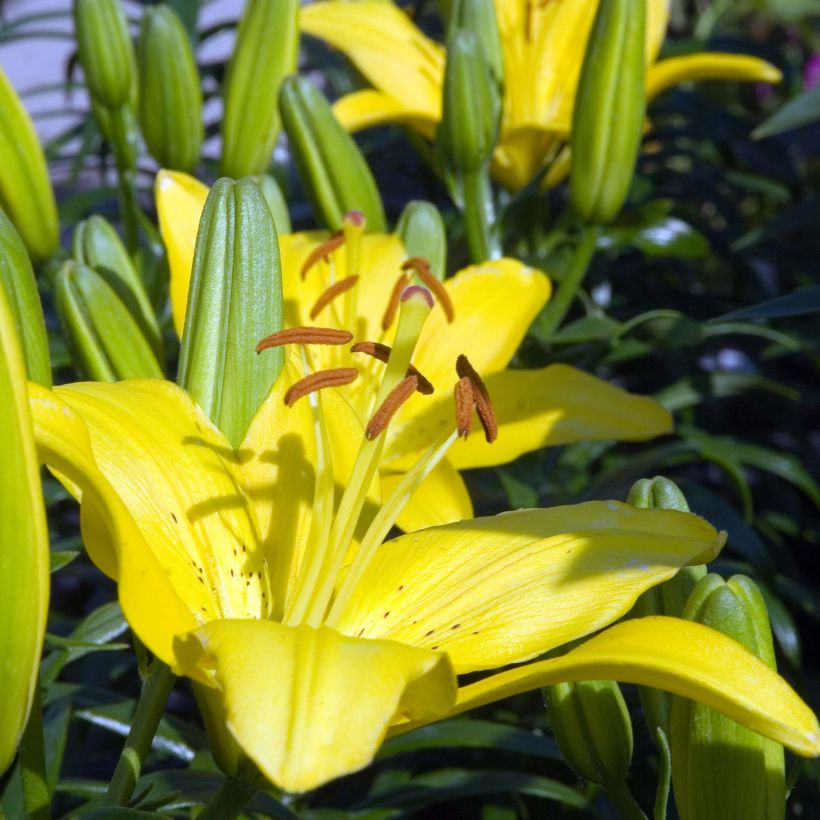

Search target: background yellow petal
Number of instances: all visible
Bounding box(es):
[178,619,456,793]
[385,364,671,471]
[382,460,473,533]
[647,53,782,102]
[155,170,209,336]
[300,2,443,121]
[441,616,820,759]
[333,89,438,140]
[28,383,198,669]
[333,501,722,673]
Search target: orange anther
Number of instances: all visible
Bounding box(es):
[300,231,345,280]
[381,273,409,331]
[456,354,497,443]
[454,376,474,439]
[309,275,359,320]
[283,368,358,406]
[401,257,454,322]
[256,327,353,352]
[365,375,418,440]
[351,341,434,395]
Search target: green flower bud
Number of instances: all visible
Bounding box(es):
[73,0,137,108]
[544,678,633,786]
[253,174,292,235]
[137,4,203,172]
[220,0,300,179]
[0,283,49,777]
[628,477,707,741]
[0,67,59,262]
[671,574,786,820]
[178,177,284,447]
[54,261,163,382]
[91,98,139,174]
[570,0,646,224]
[0,213,51,386]
[436,28,497,182]
[395,200,447,281]
[280,76,386,232]
[72,215,162,357]
[448,0,504,96]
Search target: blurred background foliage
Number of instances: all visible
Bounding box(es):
[1,0,819,816]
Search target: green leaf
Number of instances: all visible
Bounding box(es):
[713,287,820,321]
[754,86,820,139]
[49,550,80,573]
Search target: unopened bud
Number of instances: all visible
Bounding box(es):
[395,201,447,281]
[252,174,292,235]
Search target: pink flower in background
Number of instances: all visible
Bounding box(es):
[804,53,820,89]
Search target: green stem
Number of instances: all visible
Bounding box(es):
[197,777,258,820]
[102,659,176,806]
[538,225,599,338]
[604,779,648,820]
[653,727,672,820]
[462,166,500,263]
[19,683,50,820]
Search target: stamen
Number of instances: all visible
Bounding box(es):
[365,375,418,440]
[255,327,353,352]
[300,231,345,280]
[350,341,434,395]
[381,273,409,331]
[284,367,358,406]
[402,257,455,322]
[456,354,498,443]
[454,376,474,439]
[309,275,359,320]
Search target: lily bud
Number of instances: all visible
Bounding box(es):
[570,0,646,224]
[92,100,139,173]
[0,67,59,262]
[178,177,284,447]
[72,216,162,356]
[54,261,164,382]
[628,477,707,741]
[220,0,300,179]
[73,0,137,108]
[0,213,51,386]
[671,574,786,820]
[544,678,633,786]
[0,283,49,777]
[279,76,386,232]
[395,201,447,281]
[448,0,504,101]
[138,4,203,172]
[253,174,292,235]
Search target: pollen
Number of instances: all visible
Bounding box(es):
[300,231,345,279]
[284,368,359,406]
[351,341,434,394]
[365,374,419,440]
[382,273,409,331]
[456,354,498,443]
[309,275,359,320]
[402,257,454,322]
[256,327,353,352]
[454,376,474,439]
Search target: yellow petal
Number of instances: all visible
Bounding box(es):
[333,501,722,673]
[386,364,672,471]
[382,460,473,533]
[492,125,566,191]
[300,2,443,123]
[647,53,782,102]
[439,617,820,759]
[28,382,198,668]
[177,619,456,793]
[155,170,209,337]
[333,89,437,141]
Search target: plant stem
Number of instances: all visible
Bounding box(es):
[102,658,176,806]
[605,779,648,820]
[539,225,600,338]
[462,166,501,263]
[197,777,258,820]
[19,683,50,820]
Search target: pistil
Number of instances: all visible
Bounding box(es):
[402,257,455,322]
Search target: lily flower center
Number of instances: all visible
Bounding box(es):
[255,285,497,631]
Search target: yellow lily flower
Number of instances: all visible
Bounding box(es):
[26,294,820,791]
[299,0,782,190]
[157,170,672,531]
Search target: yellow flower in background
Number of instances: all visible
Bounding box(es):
[299,0,782,190]
[157,170,672,531]
[27,295,820,792]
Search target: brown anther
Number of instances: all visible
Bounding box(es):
[300,231,345,280]
[456,354,497,443]
[284,367,358,406]
[309,275,359,320]
[402,257,454,322]
[351,341,434,395]
[381,273,409,331]
[454,376,474,438]
[256,327,353,352]
[366,375,418,440]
